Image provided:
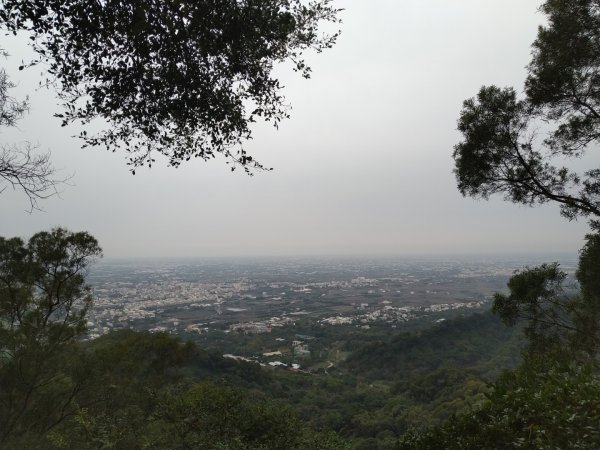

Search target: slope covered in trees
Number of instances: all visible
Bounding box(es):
[0,229,526,448]
[344,313,521,381]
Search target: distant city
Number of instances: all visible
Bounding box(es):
[85,254,577,340]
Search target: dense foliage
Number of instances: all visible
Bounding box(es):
[399,361,600,450]
[344,313,521,381]
[185,312,522,448]
[0,0,340,171]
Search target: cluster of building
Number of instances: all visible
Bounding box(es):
[292,340,310,356]
[229,322,272,334]
[319,299,488,326]
[228,314,298,334]
[84,259,507,340]
[222,337,310,371]
[86,279,251,337]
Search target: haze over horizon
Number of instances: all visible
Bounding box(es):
[96,249,580,262]
[2,0,594,258]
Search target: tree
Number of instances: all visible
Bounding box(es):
[398,4,600,447]
[435,3,600,444]
[571,231,600,350]
[0,0,341,173]
[51,379,351,450]
[398,360,600,450]
[453,0,599,226]
[453,0,600,355]
[492,263,579,354]
[0,228,102,443]
[0,52,62,210]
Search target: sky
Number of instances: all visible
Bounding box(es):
[1,0,595,258]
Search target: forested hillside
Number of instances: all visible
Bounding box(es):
[0,233,523,450]
[344,313,521,381]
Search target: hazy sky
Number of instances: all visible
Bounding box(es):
[1,0,595,258]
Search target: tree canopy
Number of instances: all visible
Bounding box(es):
[453,0,600,226]
[0,228,101,442]
[0,0,341,173]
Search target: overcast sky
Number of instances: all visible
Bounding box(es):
[1,0,595,258]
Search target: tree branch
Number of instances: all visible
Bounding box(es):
[0,143,70,212]
[511,139,600,217]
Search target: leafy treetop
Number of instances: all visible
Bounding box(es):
[0,227,102,352]
[453,0,600,225]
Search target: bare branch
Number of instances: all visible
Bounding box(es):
[0,142,70,212]
[0,49,69,211]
